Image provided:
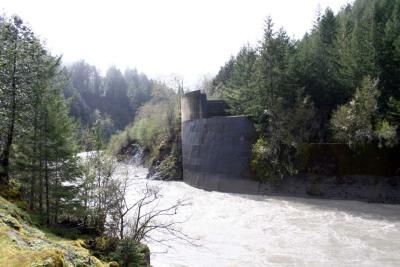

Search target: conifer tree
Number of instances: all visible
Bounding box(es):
[0,16,47,184]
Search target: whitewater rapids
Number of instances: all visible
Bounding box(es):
[116,163,400,267]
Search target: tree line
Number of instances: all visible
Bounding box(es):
[0,16,79,224]
[63,61,153,141]
[209,0,400,180]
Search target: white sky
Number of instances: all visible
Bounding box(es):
[1,0,353,89]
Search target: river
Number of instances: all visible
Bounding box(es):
[115,163,400,267]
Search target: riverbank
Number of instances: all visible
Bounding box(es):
[119,144,400,204]
[184,174,400,204]
[114,139,183,181]
[0,195,108,266]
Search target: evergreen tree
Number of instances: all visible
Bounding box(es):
[380,0,400,109]
[0,16,48,184]
[221,45,257,115]
[40,74,80,224]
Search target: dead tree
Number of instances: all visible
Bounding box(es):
[109,172,196,248]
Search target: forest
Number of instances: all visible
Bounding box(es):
[0,0,400,266]
[64,61,153,139]
[208,0,400,180]
[0,13,181,265]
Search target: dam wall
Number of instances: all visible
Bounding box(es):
[180,91,400,203]
[181,91,257,192]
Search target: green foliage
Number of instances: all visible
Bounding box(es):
[109,83,180,159]
[64,61,152,135]
[376,120,398,147]
[211,1,400,180]
[331,76,398,148]
[156,154,181,180]
[331,76,378,146]
[0,14,81,225]
[107,82,182,180]
[217,45,257,115]
[251,93,315,181]
[387,97,400,125]
[87,236,149,266]
[111,238,149,267]
[0,15,50,183]
[83,236,149,267]
[79,150,117,234]
[91,236,119,258]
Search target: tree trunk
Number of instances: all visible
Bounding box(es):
[39,160,43,214]
[83,189,88,227]
[44,114,50,226]
[54,164,59,224]
[45,158,49,226]
[120,214,124,239]
[0,41,18,185]
[30,113,38,210]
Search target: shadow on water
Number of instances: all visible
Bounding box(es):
[236,193,400,223]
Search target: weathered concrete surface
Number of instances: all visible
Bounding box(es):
[181,90,257,190]
[181,90,230,122]
[206,100,229,117]
[181,90,207,122]
[182,116,256,191]
[259,175,400,204]
[183,172,400,203]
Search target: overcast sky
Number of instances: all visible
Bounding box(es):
[2,0,353,89]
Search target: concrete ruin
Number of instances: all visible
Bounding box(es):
[181,90,258,193]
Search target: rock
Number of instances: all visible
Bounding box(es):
[2,215,22,231]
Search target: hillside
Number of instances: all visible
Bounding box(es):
[0,196,110,267]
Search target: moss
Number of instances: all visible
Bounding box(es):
[31,249,65,267]
[0,180,22,200]
[1,214,22,231]
[0,196,32,224]
[73,240,87,249]
[92,236,119,254]
[0,233,34,266]
[0,197,111,267]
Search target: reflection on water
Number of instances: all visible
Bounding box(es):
[116,163,400,267]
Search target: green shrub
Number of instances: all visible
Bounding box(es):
[94,236,119,254]
[376,120,398,148]
[331,76,398,148]
[251,136,297,182]
[251,92,315,182]
[110,239,149,267]
[156,154,180,180]
[108,84,181,171]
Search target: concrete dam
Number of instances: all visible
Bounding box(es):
[180,91,400,202]
[181,90,259,193]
